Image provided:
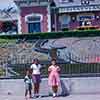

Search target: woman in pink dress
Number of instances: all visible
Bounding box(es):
[48,59,60,97]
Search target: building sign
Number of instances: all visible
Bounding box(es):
[79,16,94,21]
[59,5,100,13]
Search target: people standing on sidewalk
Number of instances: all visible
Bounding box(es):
[30,58,42,98]
[48,59,61,97]
[24,69,32,99]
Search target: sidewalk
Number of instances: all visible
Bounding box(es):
[0,77,100,100]
[1,94,100,100]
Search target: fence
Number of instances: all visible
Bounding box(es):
[8,63,100,78]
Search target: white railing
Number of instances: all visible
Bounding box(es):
[59,5,100,13]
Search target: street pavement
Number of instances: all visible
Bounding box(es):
[1,94,100,100]
[0,77,100,100]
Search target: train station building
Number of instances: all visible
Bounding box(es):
[14,0,100,33]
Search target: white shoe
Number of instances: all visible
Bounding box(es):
[53,93,56,97]
[38,95,41,98]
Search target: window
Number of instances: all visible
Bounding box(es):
[25,13,42,33]
[25,14,42,23]
[27,16,41,22]
[59,15,70,31]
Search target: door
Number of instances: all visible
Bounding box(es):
[28,22,41,33]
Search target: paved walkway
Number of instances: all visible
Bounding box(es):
[1,94,100,100]
[0,78,100,100]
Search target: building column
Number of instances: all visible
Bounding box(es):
[54,13,57,32]
[18,10,22,34]
[47,2,51,32]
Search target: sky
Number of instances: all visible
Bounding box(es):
[0,0,17,10]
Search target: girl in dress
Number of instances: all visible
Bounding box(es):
[48,59,60,97]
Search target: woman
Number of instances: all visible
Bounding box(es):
[48,59,60,97]
[30,58,42,98]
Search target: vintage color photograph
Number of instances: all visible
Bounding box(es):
[0,0,100,100]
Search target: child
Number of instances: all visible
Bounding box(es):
[48,59,60,97]
[30,58,42,98]
[24,69,32,99]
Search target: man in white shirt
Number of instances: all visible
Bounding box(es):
[30,58,42,98]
